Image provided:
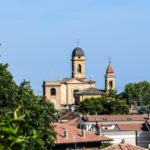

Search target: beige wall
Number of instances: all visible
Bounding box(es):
[60,84,67,105]
[105,73,116,91]
[105,77,116,91]
[43,79,95,109]
[72,56,85,79]
[67,82,95,105]
[43,81,61,109]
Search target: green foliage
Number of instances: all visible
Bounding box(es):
[0,105,45,150]
[139,105,150,114]
[121,81,150,106]
[78,90,129,115]
[79,97,103,115]
[0,63,18,113]
[0,63,56,149]
[100,142,112,149]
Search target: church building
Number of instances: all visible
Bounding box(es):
[43,45,115,110]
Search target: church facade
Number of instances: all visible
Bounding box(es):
[43,45,115,109]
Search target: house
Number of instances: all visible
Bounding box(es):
[80,115,150,148]
[81,115,148,131]
[53,123,112,150]
[145,120,150,130]
[101,143,147,150]
[58,111,80,123]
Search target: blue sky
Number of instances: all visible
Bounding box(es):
[0,0,150,94]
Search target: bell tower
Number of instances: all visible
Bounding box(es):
[105,59,116,91]
[71,43,85,80]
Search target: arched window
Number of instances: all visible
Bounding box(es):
[51,88,56,96]
[77,64,81,73]
[109,81,113,89]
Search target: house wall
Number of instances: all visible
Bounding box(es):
[102,131,136,146]
[81,121,150,148]
[102,131,150,148]
[82,121,146,131]
[137,131,150,148]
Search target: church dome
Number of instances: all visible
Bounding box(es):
[72,47,85,58]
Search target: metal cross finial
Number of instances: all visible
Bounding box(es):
[109,57,111,64]
[59,75,62,81]
[77,41,80,47]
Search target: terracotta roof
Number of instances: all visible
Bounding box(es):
[59,78,95,84]
[59,111,79,120]
[94,122,147,132]
[83,115,147,122]
[106,64,114,74]
[146,120,150,125]
[54,123,112,144]
[60,77,73,82]
[117,123,146,131]
[93,124,120,132]
[75,87,104,95]
[63,118,80,127]
[101,143,147,150]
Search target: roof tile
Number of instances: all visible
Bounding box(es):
[54,123,112,144]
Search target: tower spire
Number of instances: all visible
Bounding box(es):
[105,59,116,91]
[72,44,85,80]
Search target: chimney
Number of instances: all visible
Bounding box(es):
[148,112,150,119]
[64,129,68,139]
[98,127,101,136]
[121,139,125,144]
[86,113,89,121]
[81,129,85,138]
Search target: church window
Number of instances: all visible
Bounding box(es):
[51,88,56,96]
[77,64,81,73]
[109,81,113,89]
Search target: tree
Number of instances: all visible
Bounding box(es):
[0,105,45,150]
[0,63,56,149]
[139,105,150,114]
[78,90,129,115]
[78,97,104,115]
[121,81,150,106]
[0,63,18,113]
